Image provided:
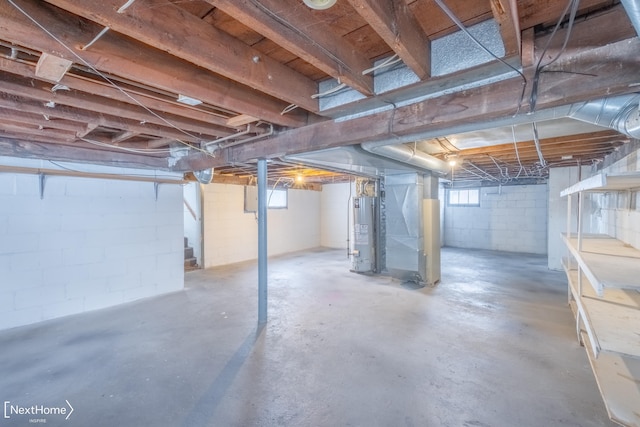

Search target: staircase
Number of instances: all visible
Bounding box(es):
[184,237,198,271]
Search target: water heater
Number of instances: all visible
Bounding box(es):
[351,196,376,273]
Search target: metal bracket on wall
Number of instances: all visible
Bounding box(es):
[154,182,159,201]
[39,173,46,200]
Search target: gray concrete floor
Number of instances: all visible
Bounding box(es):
[0,248,614,427]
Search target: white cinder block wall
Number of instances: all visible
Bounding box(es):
[202,183,321,267]
[591,149,640,250]
[443,184,548,254]
[0,158,185,330]
[320,182,351,249]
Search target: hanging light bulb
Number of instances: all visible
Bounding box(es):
[303,0,337,10]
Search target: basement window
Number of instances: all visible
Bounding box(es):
[448,188,480,207]
[244,186,288,212]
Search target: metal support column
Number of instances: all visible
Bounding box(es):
[257,159,268,324]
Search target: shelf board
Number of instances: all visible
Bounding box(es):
[562,234,640,296]
[561,172,640,196]
[580,331,640,427]
[564,265,640,359]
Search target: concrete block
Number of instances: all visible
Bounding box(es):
[14,284,65,309]
[0,174,16,195]
[0,254,10,271]
[41,298,84,321]
[14,174,41,197]
[8,214,60,234]
[39,231,86,251]
[107,273,141,292]
[0,291,14,312]
[65,178,106,197]
[123,285,156,302]
[0,306,42,330]
[0,232,38,255]
[66,277,109,299]
[62,246,105,266]
[10,251,62,272]
[2,268,43,291]
[83,291,124,311]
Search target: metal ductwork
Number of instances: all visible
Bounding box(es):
[361,142,451,175]
[193,168,213,184]
[621,0,640,37]
[568,94,640,139]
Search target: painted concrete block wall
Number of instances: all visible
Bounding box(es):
[183,182,202,266]
[547,166,593,270]
[320,182,351,249]
[591,148,640,250]
[0,158,185,330]
[443,184,548,254]
[202,183,321,267]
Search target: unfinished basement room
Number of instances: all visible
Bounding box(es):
[1,0,639,426]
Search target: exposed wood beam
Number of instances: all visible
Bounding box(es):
[0,120,77,141]
[490,0,520,56]
[0,107,87,133]
[35,52,72,82]
[111,130,137,144]
[347,0,431,79]
[0,137,169,169]
[208,0,374,95]
[75,123,98,138]
[0,0,311,128]
[43,0,320,113]
[174,37,640,171]
[0,92,198,142]
[0,70,224,139]
[519,0,615,30]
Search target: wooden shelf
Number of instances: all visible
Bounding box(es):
[561,233,640,296]
[563,262,640,359]
[561,172,640,196]
[580,331,640,427]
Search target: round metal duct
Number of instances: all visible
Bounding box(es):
[194,168,213,184]
[303,0,336,10]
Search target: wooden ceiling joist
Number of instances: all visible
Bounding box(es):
[348,0,431,79]
[490,0,521,57]
[208,0,375,95]
[0,0,310,128]
[43,0,320,113]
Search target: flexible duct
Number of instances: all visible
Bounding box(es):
[361,142,450,175]
[568,93,640,139]
[621,0,640,37]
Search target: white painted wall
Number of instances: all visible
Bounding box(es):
[202,183,321,267]
[590,149,640,250]
[547,166,593,270]
[320,182,351,249]
[0,157,184,330]
[443,184,548,254]
[183,182,202,266]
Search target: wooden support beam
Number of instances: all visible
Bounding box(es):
[0,70,224,139]
[182,37,639,171]
[490,0,521,56]
[0,92,198,142]
[0,0,311,128]
[43,0,320,112]
[0,107,87,133]
[111,130,137,144]
[76,123,98,138]
[208,0,374,95]
[0,137,169,169]
[347,0,431,79]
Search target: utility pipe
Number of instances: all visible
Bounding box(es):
[257,158,268,324]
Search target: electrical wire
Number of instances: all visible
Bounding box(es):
[433,0,528,116]
[6,0,215,158]
[529,0,581,112]
[361,54,402,75]
[511,125,527,178]
[531,122,547,167]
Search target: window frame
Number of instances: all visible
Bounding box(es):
[447,188,480,207]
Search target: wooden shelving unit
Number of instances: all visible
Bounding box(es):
[561,172,640,427]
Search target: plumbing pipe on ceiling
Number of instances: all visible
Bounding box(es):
[360,142,450,175]
[567,93,640,139]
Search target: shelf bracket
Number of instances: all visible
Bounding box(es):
[154,182,159,201]
[39,173,46,200]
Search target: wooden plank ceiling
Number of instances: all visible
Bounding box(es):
[0,0,636,185]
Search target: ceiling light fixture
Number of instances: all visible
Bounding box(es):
[303,0,337,10]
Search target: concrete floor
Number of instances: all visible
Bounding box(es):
[0,247,614,427]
